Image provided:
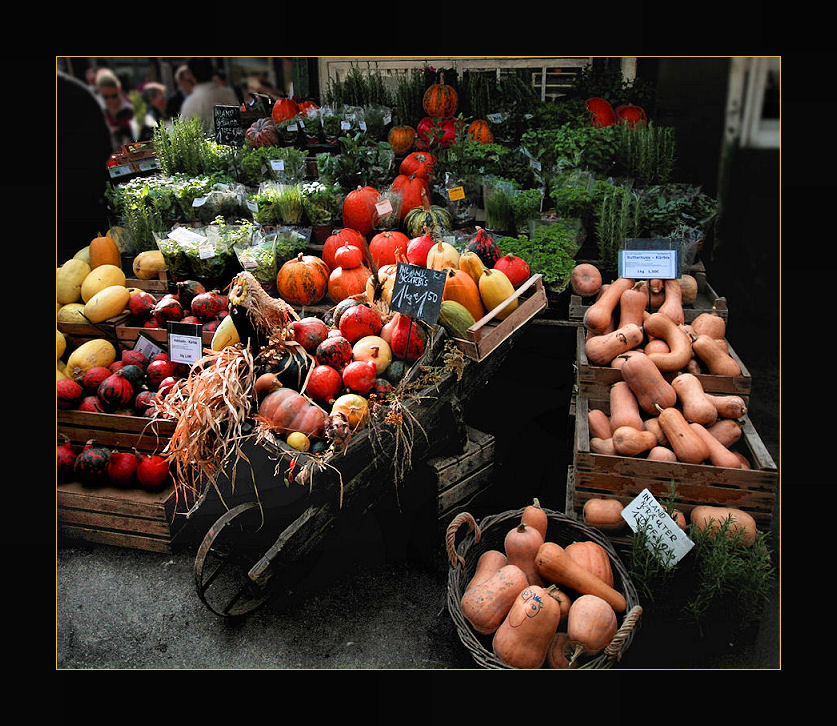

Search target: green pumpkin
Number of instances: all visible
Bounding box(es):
[403,203,453,239]
[437,300,476,339]
[383,359,409,384]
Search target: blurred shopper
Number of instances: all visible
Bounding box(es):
[136,81,168,141]
[57,71,113,264]
[179,57,239,133]
[94,68,135,151]
[166,63,195,117]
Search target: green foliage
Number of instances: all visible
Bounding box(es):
[153,116,218,177]
[316,133,395,189]
[614,122,677,187]
[394,68,430,125]
[636,183,720,238]
[568,59,656,111]
[496,219,578,288]
[322,64,395,108]
[594,183,641,272]
[234,145,308,187]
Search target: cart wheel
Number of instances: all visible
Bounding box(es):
[194,502,275,618]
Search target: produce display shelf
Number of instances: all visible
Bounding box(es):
[568,393,778,533]
[58,409,175,454]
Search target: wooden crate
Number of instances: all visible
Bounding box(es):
[426,427,496,521]
[569,393,778,532]
[115,324,216,348]
[575,326,752,400]
[449,274,548,362]
[58,313,131,350]
[57,410,182,551]
[125,275,170,294]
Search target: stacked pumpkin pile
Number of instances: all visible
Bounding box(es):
[121,278,230,336]
[57,437,172,493]
[573,262,750,468]
[460,500,631,669]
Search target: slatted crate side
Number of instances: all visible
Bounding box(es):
[437,462,495,518]
[571,394,778,530]
[115,324,216,348]
[57,410,175,453]
[575,326,752,400]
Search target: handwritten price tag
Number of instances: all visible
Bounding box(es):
[621,489,694,567]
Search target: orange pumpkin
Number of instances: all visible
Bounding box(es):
[368,230,410,268]
[342,186,379,238]
[271,97,299,124]
[388,125,416,154]
[467,119,494,144]
[89,235,121,269]
[442,268,485,322]
[328,264,371,304]
[258,387,328,438]
[399,151,436,179]
[276,253,330,306]
[322,228,366,271]
[422,72,458,117]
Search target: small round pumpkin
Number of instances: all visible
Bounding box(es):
[442,268,484,322]
[368,231,410,269]
[271,97,299,124]
[388,125,416,154]
[276,253,330,306]
[467,119,494,144]
[331,393,370,430]
[422,72,458,117]
[342,186,380,238]
[328,264,371,304]
[322,228,366,271]
[89,234,121,269]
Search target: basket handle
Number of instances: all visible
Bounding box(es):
[445,512,481,569]
[602,604,643,662]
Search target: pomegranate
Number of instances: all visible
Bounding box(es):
[78,395,105,413]
[406,230,436,267]
[107,450,139,488]
[121,349,148,369]
[79,366,113,392]
[57,437,77,480]
[191,290,227,320]
[97,371,134,411]
[338,304,382,344]
[390,315,426,361]
[291,317,330,354]
[304,364,343,406]
[57,379,83,409]
[315,335,354,372]
[74,441,111,486]
[128,290,157,319]
[341,359,377,395]
[136,453,171,491]
[147,359,175,389]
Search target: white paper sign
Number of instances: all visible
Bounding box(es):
[620,250,678,279]
[621,489,694,567]
[375,198,393,216]
[168,227,207,246]
[270,159,285,171]
[167,322,203,365]
[132,333,165,361]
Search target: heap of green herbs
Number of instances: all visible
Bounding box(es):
[496,219,578,288]
[595,183,641,274]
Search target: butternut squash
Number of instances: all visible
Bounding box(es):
[565,540,614,588]
[504,522,545,586]
[492,585,565,669]
[657,278,685,325]
[656,405,710,464]
[707,418,743,447]
[566,594,618,662]
[643,416,668,446]
[707,394,748,419]
[582,498,626,533]
[618,351,677,414]
[588,408,612,440]
[733,451,751,469]
[644,338,670,355]
[535,542,627,613]
[691,334,741,376]
[458,249,486,287]
[609,381,643,431]
[546,631,572,669]
[521,499,549,540]
[478,268,517,320]
[677,274,698,305]
[610,350,643,370]
[689,422,744,468]
[617,282,649,329]
[590,437,617,455]
[585,323,644,366]
[461,564,529,635]
[691,310,726,339]
[689,505,758,547]
[647,445,678,462]
[671,373,718,426]
[643,312,693,372]
[583,277,634,334]
[612,426,658,456]
[465,550,508,593]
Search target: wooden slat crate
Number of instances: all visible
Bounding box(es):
[125,275,170,294]
[57,410,182,551]
[58,314,130,350]
[449,274,549,362]
[569,393,778,532]
[575,326,752,400]
[426,427,496,521]
[115,324,216,348]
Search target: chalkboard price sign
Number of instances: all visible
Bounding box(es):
[214,105,245,146]
[389,262,447,324]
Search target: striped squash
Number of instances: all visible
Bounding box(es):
[422,73,458,117]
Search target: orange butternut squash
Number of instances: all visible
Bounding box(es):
[707,418,743,447]
[671,373,718,426]
[583,277,634,334]
[689,505,758,547]
[461,564,529,635]
[585,323,644,366]
[643,416,668,446]
[458,249,486,287]
[691,310,726,339]
[565,540,614,588]
[655,405,710,464]
[617,282,649,328]
[521,499,548,540]
[590,437,617,455]
[610,349,642,370]
[707,394,748,419]
[677,274,699,305]
[546,631,573,669]
[89,234,122,269]
[504,522,545,586]
[691,334,742,376]
[588,408,613,440]
[618,351,677,414]
[689,422,745,468]
[647,445,678,462]
[442,268,485,322]
[492,585,565,668]
[582,497,625,533]
[465,550,508,592]
[566,594,618,663]
[612,425,658,456]
[644,338,670,355]
[535,542,627,613]
[643,312,693,372]
[733,451,751,469]
[609,381,644,431]
[657,278,685,325]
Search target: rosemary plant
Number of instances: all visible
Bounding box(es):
[594,183,641,273]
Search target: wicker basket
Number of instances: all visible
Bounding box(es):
[445,507,642,669]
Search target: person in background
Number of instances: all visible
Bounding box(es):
[94,68,135,151]
[57,71,113,264]
[179,57,239,134]
[136,82,169,141]
[166,64,195,118]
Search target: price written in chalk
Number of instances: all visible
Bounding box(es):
[389,262,447,324]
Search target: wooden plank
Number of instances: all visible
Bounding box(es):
[426,427,495,493]
[58,507,175,538]
[58,410,174,453]
[58,524,174,553]
[437,462,494,516]
[57,481,176,520]
[116,325,215,347]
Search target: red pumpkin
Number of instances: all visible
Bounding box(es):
[121,349,148,369]
[271,97,299,124]
[276,253,330,306]
[342,186,380,238]
[615,104,648,127]
[315,335,354,372]
[467,119,494,144]
[322,228,367,271]
[146,359,175,390]
[80,366,114,392]
[467,226,501,268]
[291,317,330,354]
[78,395,105,412]
[423,73,458,117]
[245,117,280,147]
[97,371,134,411]
[416,116,456,149]
[297,99,319,115]
[175,279,207,311]
[406,229,437,267]
[338,303,383,344]
[304,364,343,406]
[388,125,416,154]
[333,242,365,270]
[391,172,430,221]
[328,265,370,304]
[586,97,617,128]
[74,441,112,486]
[152,294,184,323]
[134,390,157,416]
[128,289,157,319]
[399,151,436,180]
[390,315,426,361]
[368,230,410,268]
[107,450,139,488]
[57,438,78,480]
[190,290,227,320]
[136,453,171,491]
[493,254,531,288]
[342,359,377,395]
